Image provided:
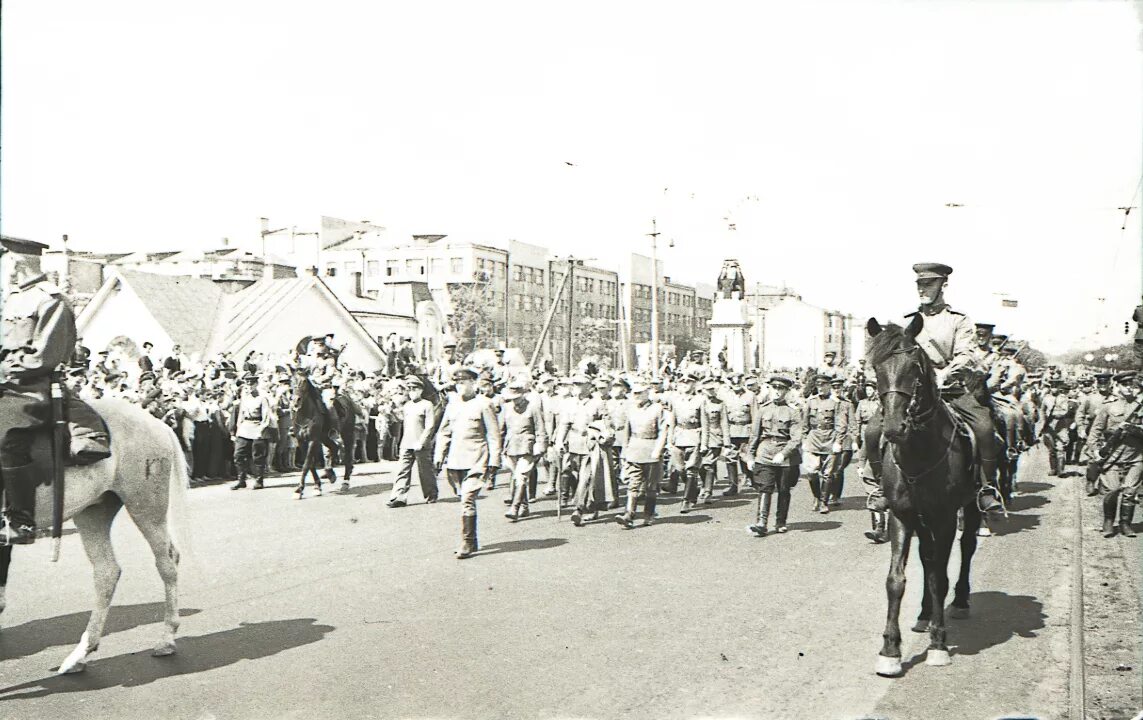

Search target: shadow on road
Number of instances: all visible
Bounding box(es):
[480,538,568,555]
[1005,494,1049,513]
[0,604,203,663]
[0,618,335,700]
[784,521,842,532]
[342,482,393,498]
[988,512,1041,536]
[949,591,1045,657]
[1016,481,1053,493]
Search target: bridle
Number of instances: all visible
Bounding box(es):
[876,343,955,484]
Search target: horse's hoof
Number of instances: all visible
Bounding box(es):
[151,643,177,657]
[911,620,929,633]
[948,605,970,620]
[977,526,992,537]
[875,655,903,677]
[57,660,86,675]
[925,649,951,666]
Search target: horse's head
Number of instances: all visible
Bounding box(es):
[290,367,316,412]
[866,314,930,443]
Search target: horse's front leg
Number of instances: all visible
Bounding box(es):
[951,501,980,618]
[295,441,314,498]
[878,512,914,677]
[924,518,956,666]
[59,497,123,674]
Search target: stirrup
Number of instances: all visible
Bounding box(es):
[977,486,1008,517]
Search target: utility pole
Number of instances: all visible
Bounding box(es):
[259,217,288,280]
[648,218,661,378]
[566,257,576,374]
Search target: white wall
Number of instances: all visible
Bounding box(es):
[78,279,174,356]
[760,298,826,370]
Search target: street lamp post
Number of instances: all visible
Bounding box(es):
[648,218,661,378]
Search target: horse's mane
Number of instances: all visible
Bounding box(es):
[866,323,915,367]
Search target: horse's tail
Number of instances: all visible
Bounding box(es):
[164,423,197,572]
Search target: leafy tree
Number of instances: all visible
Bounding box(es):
[446,282,495,357]
[572,317,618,369]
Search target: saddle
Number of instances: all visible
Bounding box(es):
[61,392,112,467]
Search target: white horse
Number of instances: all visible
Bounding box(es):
[0,398,191,674]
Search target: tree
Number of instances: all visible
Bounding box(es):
[446,282,495,357]
[674,333,709,360]
[572,317,618,370]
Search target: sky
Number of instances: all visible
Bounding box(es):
[2,0,1141,354]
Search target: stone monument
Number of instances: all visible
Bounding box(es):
[709,258,754,374]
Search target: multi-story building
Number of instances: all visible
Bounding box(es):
[620,253,714,369]
[544,258,620,371]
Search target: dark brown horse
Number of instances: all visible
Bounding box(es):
[291,369,357,498]
[866,316,983,677]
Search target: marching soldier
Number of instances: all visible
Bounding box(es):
[826,376,856,506]
[500,379,548,521]
[1081,373,1115,496]
[230,373,274,490]
[1088,372,1143,538]
[668,373,706,512]
[855,380,888,542]
[434,367,502,559]
[557,375,611,525]
[388,376,438,507]
[1041,380,1076,476]
[617,380,668,529]
[722,375,756,497]
[746,374,802,536]
[606,377,631,492]
[802,375,846,514]
[697,379,730,505]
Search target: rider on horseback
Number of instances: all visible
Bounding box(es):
[0,249,111,544]
[865,262,1004,514]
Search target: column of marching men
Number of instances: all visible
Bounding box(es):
[64,331,1142,557]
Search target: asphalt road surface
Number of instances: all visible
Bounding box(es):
[0,447,1093,719]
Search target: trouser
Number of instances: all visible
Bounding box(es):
[391,448,437,502]
[669,445,700,498]
[754,464,792,527]
[696,447,723,501]
[275,413,293,470]
[506,454,537,511]
[1042,425,1067,474]
[608,445,625,486]
[192,420,212,478]
[725,436,752,491]
[233,436,268,478]
[801,452,837,501]
[542,446,562,495]
[1102,460,1142,504]
[560,452,586,503]
[449,469,485,517]
[64,394,110,460]
[829,448,853,501]
[1066,430,1083,465]
[624,460,660,520]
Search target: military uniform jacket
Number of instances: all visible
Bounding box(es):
[399,398,437,452]
[558,395,609,455]
[802,395,848,455]
[607,397,630,447]
[624,400,669,464]
[1042,394,1077,431]
[1075,392,1104,436]
[906,303,976,380]
[1088,398,1143,465]
[501,398,548,457]
[700,397,731,449]
[748,400,803,466]
[1,277,76,383]
[233,391,274,440]
[724,391,755,439]
[435,395,503,471]
[669,393,705,448]
[855,398,880,437]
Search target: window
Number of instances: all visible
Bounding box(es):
[514,294,523,310]
[386,260,398,277]
[536,269,544,285]
[325,264,337,277]
[586,302,594,317]
[345,261,357,273]
[429,258,442,275]
[405,259,417,274]
[450,257,463,274]
[366,260,380,278]
[513,266,523,282]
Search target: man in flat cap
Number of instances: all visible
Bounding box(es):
[1088,371,1143,537]
[499,380,548,520]
[865,262,1004,514]
[229,373,274,490]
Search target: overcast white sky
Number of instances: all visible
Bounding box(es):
[2,0,1140,353]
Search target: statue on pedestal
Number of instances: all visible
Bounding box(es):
[716,259,745,300]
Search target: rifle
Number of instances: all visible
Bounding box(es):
[49,366,67,562]
[1097,399,1143,472]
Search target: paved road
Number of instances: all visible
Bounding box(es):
[0,447,1079,719]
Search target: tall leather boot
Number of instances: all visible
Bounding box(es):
[617,494,637,529]
[1119,502,1137,538]
[1,465,38,545]
[252,466,265,490]
[700,466,715,504]
[749,492,771,536]
[775,489,791,532]
[808,475,822,511]
[231,470,248,491]
[643,493,657,526]
[865,511,888,543]
[457,514,478,558]
[1102,490,1120,538]
[1085,463,1101,497]
[723,463,740,497]
[977,458,1003,513]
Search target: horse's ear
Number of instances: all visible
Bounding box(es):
[866,318,882,337]
[905,313,924,339]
